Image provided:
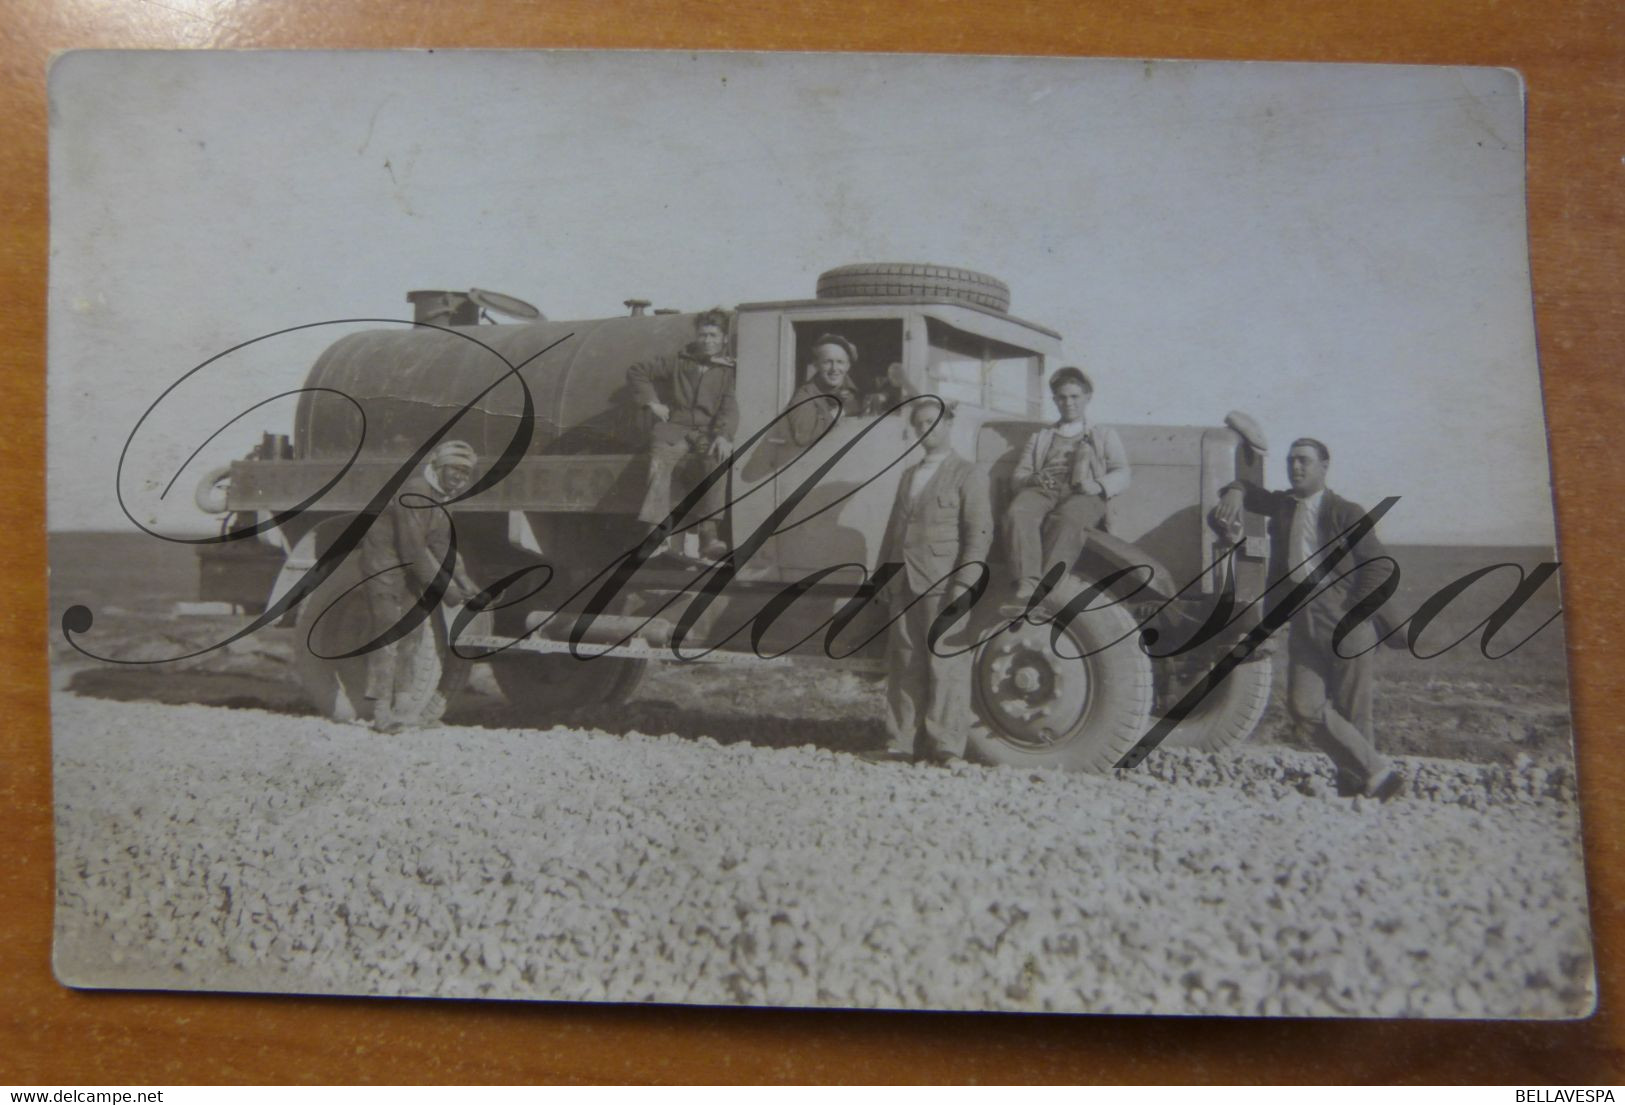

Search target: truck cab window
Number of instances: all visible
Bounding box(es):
[790,319,905,414]
[924,317,1043,417]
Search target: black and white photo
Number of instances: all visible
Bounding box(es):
[47,50,1591,1018]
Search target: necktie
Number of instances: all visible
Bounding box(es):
[1289,497,1312,581]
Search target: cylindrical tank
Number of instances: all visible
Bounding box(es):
[294,312,709,461]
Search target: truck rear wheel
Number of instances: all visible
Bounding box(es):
[490,653,647,717]
[965,598,1153,773]
[1155,656,1274,754]
[290,555,377,722]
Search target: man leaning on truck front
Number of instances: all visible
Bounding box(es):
[1004,366,1131,607]
[628,308,738,560]
[1211,437,1405,802]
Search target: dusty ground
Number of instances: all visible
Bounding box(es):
[48,535,1592,1017]
[52,686,1592,1017]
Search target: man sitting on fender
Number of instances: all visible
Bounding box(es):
[627,308,737,560]
[1004,366,1131,607]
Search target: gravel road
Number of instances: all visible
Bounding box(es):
[51,691,1594,1018]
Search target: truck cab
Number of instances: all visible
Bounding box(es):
[729,296,1055,581]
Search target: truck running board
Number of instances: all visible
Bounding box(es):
[458,631,887,672]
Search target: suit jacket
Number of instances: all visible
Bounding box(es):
[627,348,739,440]
[879,453,994,596]
[1225,481,1392,639]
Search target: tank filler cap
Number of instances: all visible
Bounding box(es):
[468,288,543,321]
[624,299,651,316]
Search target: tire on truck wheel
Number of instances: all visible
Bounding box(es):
[965,594,1153,773]
[1155,656,1274,754]
[815,263,1012,313]
[491,653,647,718]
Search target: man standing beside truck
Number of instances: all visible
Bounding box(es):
[871,400,993,765]
[360,439,481,733]
[628,308,737,560]
[1211,437,1405,801]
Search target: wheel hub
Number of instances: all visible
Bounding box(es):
[974,623,1092,749]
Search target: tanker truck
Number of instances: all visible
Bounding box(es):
[192,263,1276,773]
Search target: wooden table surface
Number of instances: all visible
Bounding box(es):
[4,0,1621,1085]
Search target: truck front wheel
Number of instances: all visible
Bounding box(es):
[965,597,1153,773]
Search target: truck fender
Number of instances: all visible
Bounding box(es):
[1076,531,1177,603]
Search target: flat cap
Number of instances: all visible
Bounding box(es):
[428,439,478,468]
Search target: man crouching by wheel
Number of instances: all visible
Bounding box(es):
[360,439,481,733]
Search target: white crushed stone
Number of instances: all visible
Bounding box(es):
[50,692,1594,1017]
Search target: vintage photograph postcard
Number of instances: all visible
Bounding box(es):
[47,50,1591,1017]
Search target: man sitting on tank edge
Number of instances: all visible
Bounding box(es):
[1004,365,1131,610]
[627,307,737,560]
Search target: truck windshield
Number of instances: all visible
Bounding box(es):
[923,317,1041,417]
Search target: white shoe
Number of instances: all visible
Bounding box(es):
[1365,768,1407,802]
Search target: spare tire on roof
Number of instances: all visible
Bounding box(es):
[815,263,1011,313]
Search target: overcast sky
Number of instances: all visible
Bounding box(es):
[48,51,1551,544]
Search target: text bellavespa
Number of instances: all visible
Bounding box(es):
[62,322,1562,768]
